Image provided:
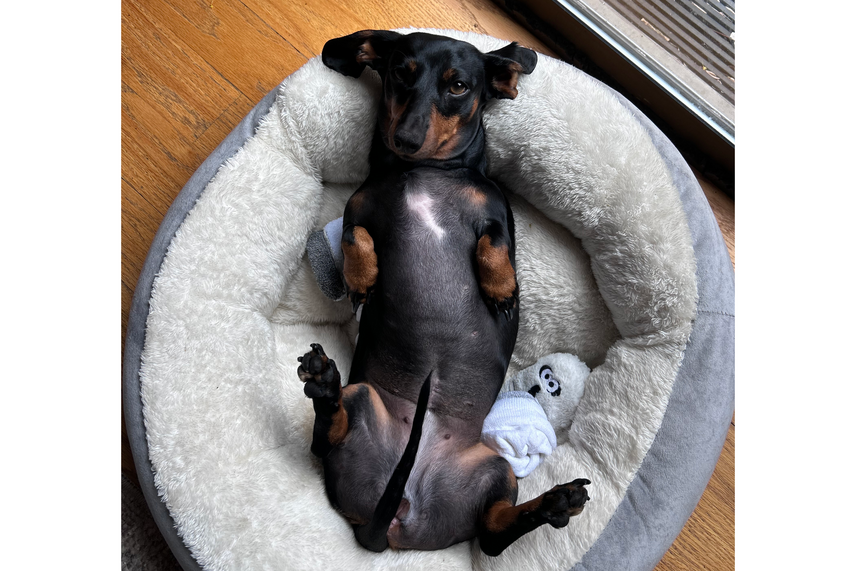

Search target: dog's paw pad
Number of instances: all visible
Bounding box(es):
[540,479,591,528]
[297,344,341,398]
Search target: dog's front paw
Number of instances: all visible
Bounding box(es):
[476,235,517,321]
[343,225,378,313]
[297,343,341,399]
[491,287,518,321]
[347,287,374,314]
[539,478,591,528]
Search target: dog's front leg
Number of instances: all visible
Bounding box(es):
[342,190,379,313]
[476,218,518,320]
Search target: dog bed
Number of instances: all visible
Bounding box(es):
[123,28,734,571]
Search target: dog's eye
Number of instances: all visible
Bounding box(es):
[449,81,468,95]
[539,366,561,396]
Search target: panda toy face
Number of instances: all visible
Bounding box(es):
[530,365,562,397]
[506,353,591,441]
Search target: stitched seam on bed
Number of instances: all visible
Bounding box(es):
[697,309,735,318]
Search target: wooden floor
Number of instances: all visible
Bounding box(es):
[121,0,735,568]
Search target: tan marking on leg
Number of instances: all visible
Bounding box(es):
[457,444,518,492]
[457,442,499,470]
[328,395,349,445]
[363,383,393,427]
[484,495,545,534]
[330,383,393,447]
[341,383,394,427]
[343,226,378,294]
[477,236,517,300]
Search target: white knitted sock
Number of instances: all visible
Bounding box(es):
[481,391,557,477]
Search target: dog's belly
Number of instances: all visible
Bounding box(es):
[326,396,488,549]
[353,175,511,421]
[391,411,490,549]
[363,253,507,420]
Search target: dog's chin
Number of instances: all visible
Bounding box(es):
[384,138,449,162]
[395,151,421,162]
[385,140,431,162]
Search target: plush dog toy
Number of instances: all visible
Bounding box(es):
[482,353,590,477]
[307,222,590,477]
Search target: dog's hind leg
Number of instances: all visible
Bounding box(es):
[297,343,353,458]
[475,452,591,557]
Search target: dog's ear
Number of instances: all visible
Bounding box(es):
[322,30,402,78]
[484,42,538,100]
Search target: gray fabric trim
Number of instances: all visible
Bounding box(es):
[570,93,735,571]
[122,85,281,571]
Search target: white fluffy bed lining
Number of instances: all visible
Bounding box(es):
[140,29,697,571]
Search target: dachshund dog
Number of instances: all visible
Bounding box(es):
[298,30,590,556]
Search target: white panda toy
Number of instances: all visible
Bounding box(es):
[481,353,591,477]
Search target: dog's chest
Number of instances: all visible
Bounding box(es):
[404,192,446,240]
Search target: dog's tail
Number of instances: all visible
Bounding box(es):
[354,371,432,552]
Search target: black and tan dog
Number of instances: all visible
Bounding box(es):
[298,30,590,556]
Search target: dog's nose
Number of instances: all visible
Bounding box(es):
[393,132,421,155]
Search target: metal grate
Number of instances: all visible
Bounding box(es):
[603,0,735,104]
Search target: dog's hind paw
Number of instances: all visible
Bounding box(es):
[539,479,591,528]
[297,343,341,400]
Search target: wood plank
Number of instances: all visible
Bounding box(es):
[123,0,241,142]
[131,0,309,98]
[121,2,735,570]
[240,0,558,59]
[695,168,735,267]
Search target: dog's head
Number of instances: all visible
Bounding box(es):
[322,31,537,161]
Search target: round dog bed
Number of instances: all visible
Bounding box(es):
[123,28,734,571]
